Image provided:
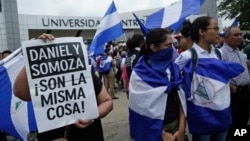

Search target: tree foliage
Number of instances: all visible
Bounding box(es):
[218,0,250,30]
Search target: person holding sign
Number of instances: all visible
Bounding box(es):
[14,33,113,141]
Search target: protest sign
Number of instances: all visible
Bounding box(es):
[22,37,98,133]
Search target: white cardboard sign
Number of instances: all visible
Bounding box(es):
[22,37,98,133]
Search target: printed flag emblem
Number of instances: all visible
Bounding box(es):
[194,81,209,100]
[11,100,25,114]
[193,76,217,106]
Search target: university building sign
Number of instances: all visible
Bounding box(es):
[41,18,145,29]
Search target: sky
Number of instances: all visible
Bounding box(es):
[17,0,177,17]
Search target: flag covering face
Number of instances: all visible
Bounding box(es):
[182,58,244,134]
[145,0,201,31]
[88,1,124,56]
[129,56,186,141]
[0,49,36,141]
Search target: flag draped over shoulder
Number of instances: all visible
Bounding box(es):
[129,56,186,141]
[145,0,201,31]
[0,49,36,141]
[182,58,244,134]
[88,1,124,56]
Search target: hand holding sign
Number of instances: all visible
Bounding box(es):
[38,33,55,42]
[75,119,94,128]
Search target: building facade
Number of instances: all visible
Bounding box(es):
[0,0,218,52]
[0,0,21,51]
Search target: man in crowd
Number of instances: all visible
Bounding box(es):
[221,26,250,140]
[102,47,118,99]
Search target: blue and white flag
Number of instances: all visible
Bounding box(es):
[129,56,186,141]
[182,58,244,134]
[231,18,239,27]
[98,55,112,74]
[145,0,201,31]
[132,13,149,36]
[88,1,124,56]
[0,49,36,141]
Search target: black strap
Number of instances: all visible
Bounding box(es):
[214,48,222,60]
[189,47,222,76]
[189,48,198,75]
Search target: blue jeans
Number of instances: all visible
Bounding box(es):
[192,132,227,141]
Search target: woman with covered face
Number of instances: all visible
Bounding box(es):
[129,28,186,141]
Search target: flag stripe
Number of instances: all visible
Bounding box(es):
[196,58,244,83]
[145,8,164,29]
[129,108,162,141]
[91,23,124,55]
[161,1,183,27]
[0,66,22,139]
[94,12,122,37]
[169,0,200,30]
[145,0,201,31]
[8,53,30,141]
[104,1,117,17]
[187,102,231,134]
[0,50,37,141]
[129,71,168,119]
[28,102,36,131]
[132,13,148,36]
[94,22,123,45]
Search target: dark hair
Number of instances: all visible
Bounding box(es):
[126,34,144,51]
[126,38,136,51]
[105,44,111,49]
[180,20,192,38]
[2,50,12,55]
[243,33,250,40]
[104,48,110,53]
[132,34,144,46]
[165,27,174,34]
[140,28,171,56]
[181,16,213,42]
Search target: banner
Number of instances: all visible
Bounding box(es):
[22,37,98,133]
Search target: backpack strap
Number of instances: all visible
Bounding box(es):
[189,48,198,75]
[188,47,221,76]
[214,48,222,60]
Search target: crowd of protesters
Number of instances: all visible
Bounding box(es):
[87,16,250,141]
